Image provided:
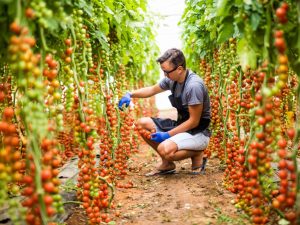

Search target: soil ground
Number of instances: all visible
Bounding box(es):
[66,109,250,225]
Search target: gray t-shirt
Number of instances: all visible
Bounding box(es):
[159,70,211,119]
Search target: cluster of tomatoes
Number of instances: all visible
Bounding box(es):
[273,30,289,95]
[116,66,128,100]
[136,125,154,140]
[73,92,113,224]
[77,135,112,224]
[272,132,297,223]
[88,58,104,83]
[57,98,79,161]
[98,120,113,170]
[223,136,244,192]
[22,139,64,225]
[8,23,39,84]
[275,2,289,24]
[61,40,76,113]
[0,107,24,224]
[248,97,279,224]
[29,1,53,28]
[112,109,136,190]
[7,22,59,225]
[201,59,222,159]
[0,77,12,104]
[57,129,77,161]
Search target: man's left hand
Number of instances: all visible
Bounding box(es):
[150,132,170,143]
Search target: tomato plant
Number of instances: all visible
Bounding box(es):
[0,0,159,224]
[181,1,300,224]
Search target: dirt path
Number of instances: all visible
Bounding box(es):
[113,145,249,225]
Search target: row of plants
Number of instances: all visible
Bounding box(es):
[0,0,159,224]
[181,0,299,224]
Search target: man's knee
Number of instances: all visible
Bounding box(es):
[157,143,176,160]
[137,117,155,130]
[164,152,176,161]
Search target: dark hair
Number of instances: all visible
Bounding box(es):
[156,48,186,69]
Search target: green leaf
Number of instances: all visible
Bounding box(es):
[233,24,241,38]
[216,0,229,16]
[250,13,260,31]
[210,29,216,40]
[189,25,199,33]
[105,6,114,15]
[93,30,109,51]
[113,11,123,25]
[46,18,60,32]
[0,0,13,4]
[237,38,257,71]
[195,39,203,48]
[199,50,207,58]
[235,0,244,5]
[108,221,116,225]
[217,18,234,43]
[243,0,252,4]
[139,0,146,11]
[76,0,93,17]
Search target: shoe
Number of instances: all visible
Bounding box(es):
[145,169,176,177]
[190,157,207,175]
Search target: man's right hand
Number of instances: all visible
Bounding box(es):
[150,132,170,143]
[118,92,131,110]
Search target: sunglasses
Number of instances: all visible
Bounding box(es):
[163,65,181,75]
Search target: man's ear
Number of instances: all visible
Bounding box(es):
[179,66,184,73]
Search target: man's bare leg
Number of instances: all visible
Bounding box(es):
[140,134,175,170]
[167,149,203,162]
[191,151,204,169]
[158,140,204,171]
[137,117,175,171]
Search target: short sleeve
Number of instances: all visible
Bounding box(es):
[159,77,172,90]
[184,83,204,105]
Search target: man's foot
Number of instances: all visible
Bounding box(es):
[157,161,176,171]
[145,168,176,177]
[191,152,204,169]
[190,157,207,175]
[190,166,203,175]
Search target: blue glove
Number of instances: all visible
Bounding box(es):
[118,92,131,110]
[150,132,170,143]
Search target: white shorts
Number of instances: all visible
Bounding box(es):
[168,132,210,151]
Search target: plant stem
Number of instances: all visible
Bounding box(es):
[24,125,49,224]
[293,82,300,224]
[40,28,49,52]
[97,176,115,206]
[16,0,21,24]
[70,25,85,124]
[63,201,82,205]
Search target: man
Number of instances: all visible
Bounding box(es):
[118,48,211,175]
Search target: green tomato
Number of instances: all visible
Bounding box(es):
[271,86,279,95]
[9,199,19,207]
[17,61,26,71]
[53,201,59,208]
[53,194,62,201]
[39,1,46,8]
[57,206,65,214]
[10,185,20,195]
